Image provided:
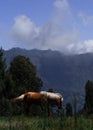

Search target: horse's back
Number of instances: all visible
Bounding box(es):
[41,91,62,99]
[24,92,45,104]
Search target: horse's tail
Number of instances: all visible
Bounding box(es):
[11,94,25,103]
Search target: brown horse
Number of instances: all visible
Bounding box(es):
[12,92,46,115]
[12,91,63,116]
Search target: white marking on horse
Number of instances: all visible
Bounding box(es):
[40,91,63,101]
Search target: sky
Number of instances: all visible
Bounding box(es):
[1,0,93,54]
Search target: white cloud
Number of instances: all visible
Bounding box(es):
[79,12,93,26]
[11,0,78,53]
[78,40,93,54]
[54,0,69,11]
[12,15,40,44]
[67,40,93,54]
[35,0,78,53]
[84,40,93,52]
[10,0,93,54]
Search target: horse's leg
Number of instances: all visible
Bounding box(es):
[23,101,30,115]
[47,103,50,116]
[40,104,44,111]
[42,99,50,116]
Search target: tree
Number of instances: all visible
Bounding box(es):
[0,48,7,97]
[66,102,73,116]
[84,80,93,114]
[47,88,54,92]
[0,48,19,116]
[9,55,43,95]
[4,72,15,99]
[0,48,13,116]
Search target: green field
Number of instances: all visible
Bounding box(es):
[0,115,93,130]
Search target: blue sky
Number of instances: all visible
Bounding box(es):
[0,0,93,54]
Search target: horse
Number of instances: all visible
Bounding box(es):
[12,92,46,115]
[12,91,63,116]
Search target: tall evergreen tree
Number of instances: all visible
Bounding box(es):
[0,48,6,97]
[85,80,93,114]
[66,102,73,116]
[9,55,43,95]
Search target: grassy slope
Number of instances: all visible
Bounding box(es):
[0,115,93,130]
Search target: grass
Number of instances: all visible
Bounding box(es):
[0,115,93,130]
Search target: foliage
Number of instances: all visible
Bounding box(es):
[66,102,73,116]
[9,55,43,95]
[0,48,14,116]
[0,48,7,97]
[85,80,93,114]
[47,88,54,92]
[4,72,15,99]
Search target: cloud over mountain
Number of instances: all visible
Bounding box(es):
[12,15,40,44]
[10,0,93,54]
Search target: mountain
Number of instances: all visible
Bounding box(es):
[3,48,93,108]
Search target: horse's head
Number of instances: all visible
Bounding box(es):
[56,93,63,109]
[56,97,63,109]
